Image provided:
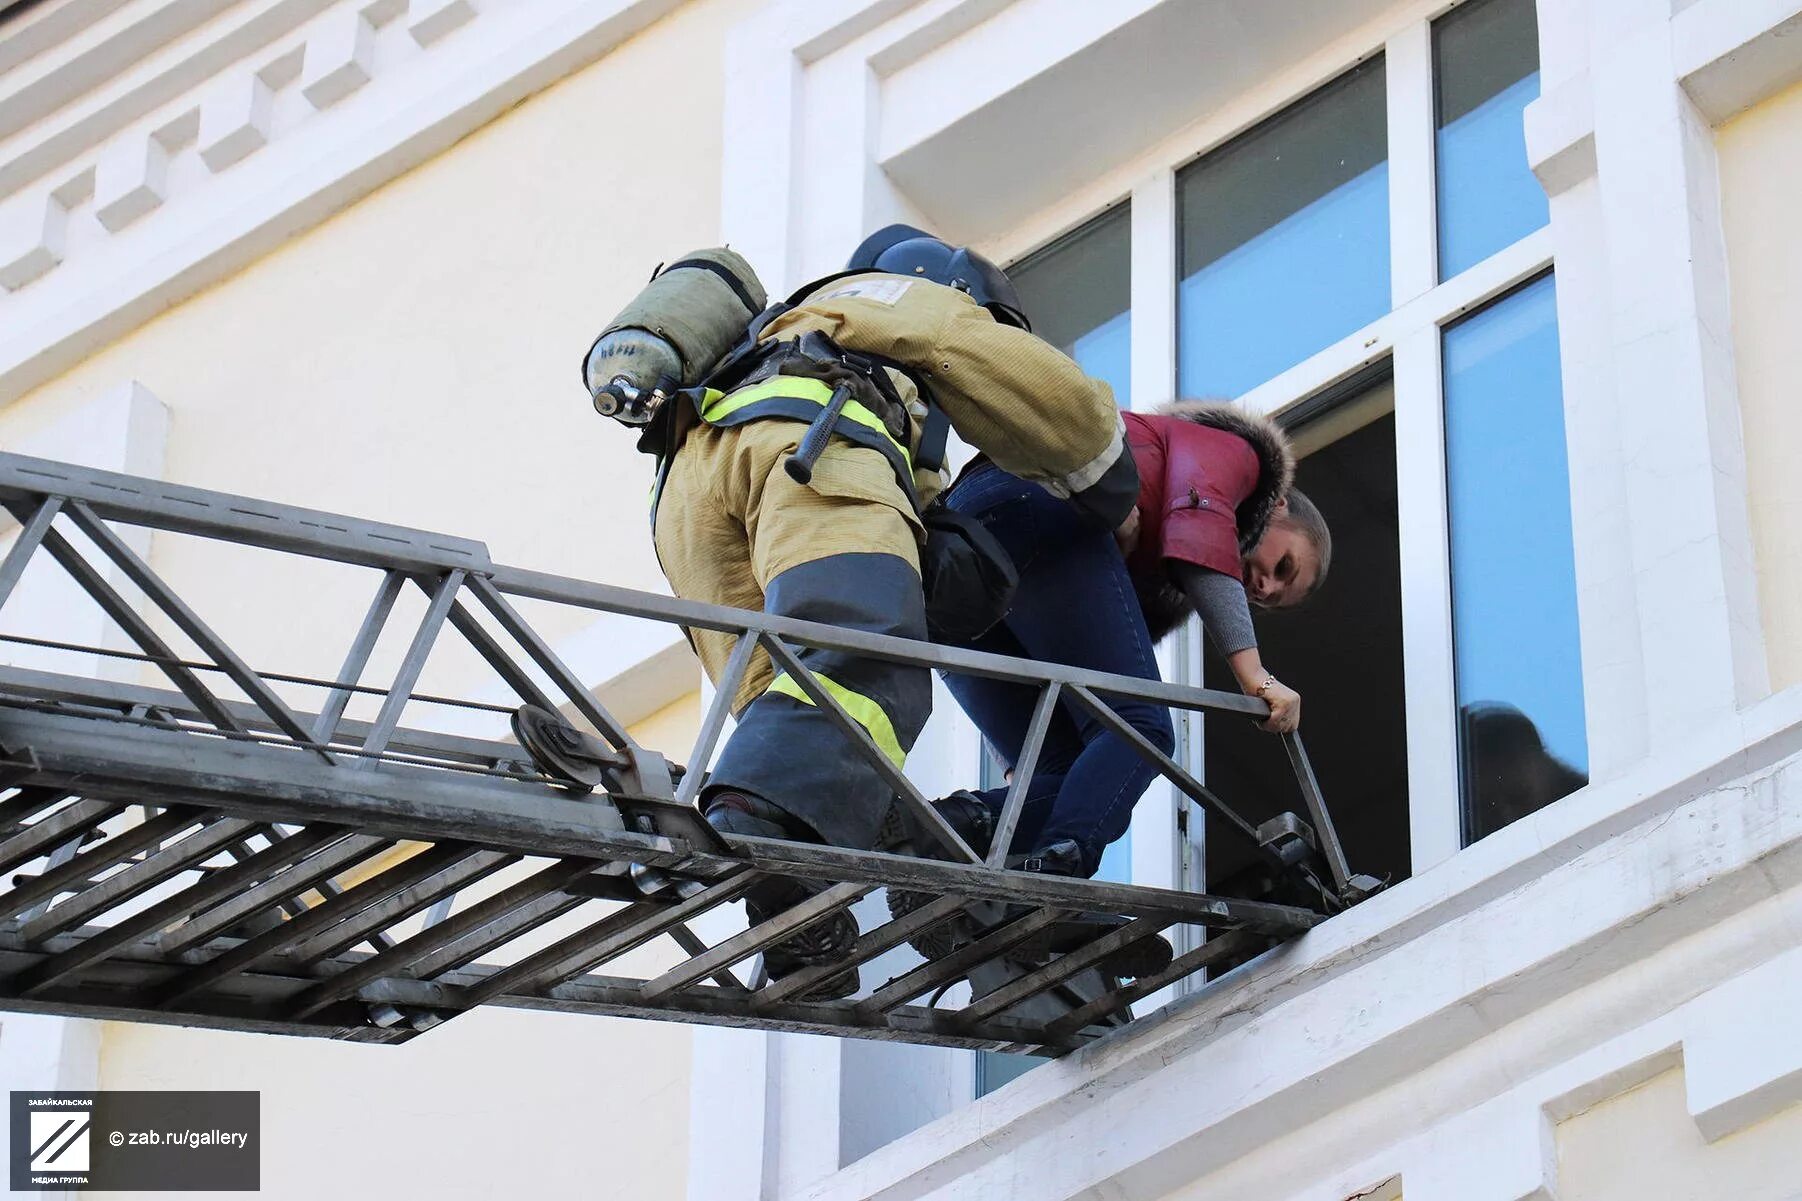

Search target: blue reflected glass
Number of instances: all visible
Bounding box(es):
[1011,203,1132,406]
[1435,0,1548,279]
[1443,274,1586,842]
[1178,59,1390,399]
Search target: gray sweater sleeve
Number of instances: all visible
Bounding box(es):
[1169,560,1258,655]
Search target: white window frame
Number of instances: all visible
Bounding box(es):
[974,5,1560,892]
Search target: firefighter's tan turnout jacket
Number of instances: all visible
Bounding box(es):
[752,271,1135,525]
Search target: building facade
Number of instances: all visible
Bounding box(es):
[2,0,1801,1198]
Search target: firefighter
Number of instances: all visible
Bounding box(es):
[520,227,1136,997]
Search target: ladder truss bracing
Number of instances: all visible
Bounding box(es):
[0,452,1376,1056]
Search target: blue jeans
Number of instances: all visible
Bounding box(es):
[938,463,1175,876]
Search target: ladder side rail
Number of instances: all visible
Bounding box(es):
[491,564,1266,720]
[0,453,491,577]
[0,664,536,770]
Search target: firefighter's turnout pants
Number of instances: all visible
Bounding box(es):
[655,418,929,852]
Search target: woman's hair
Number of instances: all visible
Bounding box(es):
[1277,486,1332,595]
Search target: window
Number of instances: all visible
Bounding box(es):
[1203,378,1411,887]
[1434,0,1548,279]
[971,0,1573,952]
[1177,59,1390,399]
[1010,203,1132,405]
[1443,274,1586,842]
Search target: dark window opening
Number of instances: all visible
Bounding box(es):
[1202,384,1410,891]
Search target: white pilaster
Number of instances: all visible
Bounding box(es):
[1587,9,1767,743]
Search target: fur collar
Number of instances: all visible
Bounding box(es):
[1134,400,1295,642]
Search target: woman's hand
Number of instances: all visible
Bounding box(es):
[1229,652,1301,734]
[1114,506,1141,558]
[1257,678,1300,734]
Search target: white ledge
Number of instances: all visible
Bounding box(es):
[0,0,683,409]
[1675,0,1802,124]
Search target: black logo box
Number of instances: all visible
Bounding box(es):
[11,1091,259,1192]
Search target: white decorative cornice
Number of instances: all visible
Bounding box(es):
[0,0,681,406]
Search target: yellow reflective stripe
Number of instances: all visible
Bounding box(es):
[702,375,835,415]
[767,671,906,768]
[701,377,910,466]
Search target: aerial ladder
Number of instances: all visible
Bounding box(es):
[0,451,1379,1057]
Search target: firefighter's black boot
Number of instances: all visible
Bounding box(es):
[704,792,860,1001]
[886,792,999,958]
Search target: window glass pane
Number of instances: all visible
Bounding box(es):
[1177,59,1390,398]
[1434,0,1547,279]
[1443,274,1586,842]
[1010,202,1131,405]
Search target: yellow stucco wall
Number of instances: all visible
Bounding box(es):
[1556,1069,1802,1200]
[13,0,751,1193]
[0,0,753,709]
[1717,80,1802,693]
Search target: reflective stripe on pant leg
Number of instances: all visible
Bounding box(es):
[767,671,906,768]
[706,551,929,851]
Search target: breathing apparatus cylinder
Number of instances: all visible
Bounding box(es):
[584,247,767,424]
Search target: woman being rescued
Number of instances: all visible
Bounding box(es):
[926,399,1332,890]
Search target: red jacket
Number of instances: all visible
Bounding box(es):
[1122,404,1293,639]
